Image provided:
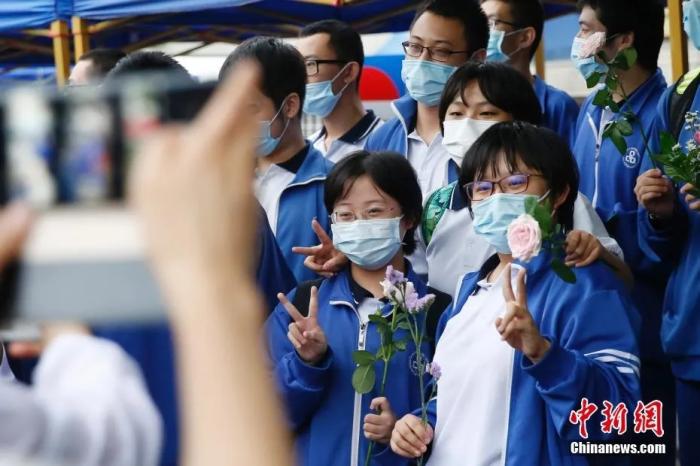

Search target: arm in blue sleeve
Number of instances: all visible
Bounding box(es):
[265,295,333,431]
[522,290,641,441]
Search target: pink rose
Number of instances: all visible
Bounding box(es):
[694,131,700,145]
[507,214,542,262]
[579,32,607,59]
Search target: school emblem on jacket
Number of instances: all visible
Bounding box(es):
[622,147,640,168]
[409,351,428,376]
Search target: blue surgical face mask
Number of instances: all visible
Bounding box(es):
[486,29,523,63]
[570,36,609,81]
[257,100,289,158]
[684,0,700,50]
[401,59,457,107]
[472,192,549,253]
[331,217,403,270]
[303,64,351,118]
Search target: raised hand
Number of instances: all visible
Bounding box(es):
[364,397,396,444]
[390,414,433,458]
[634,169,675,218]
[496,265,550,364]
[565,230,603,267]
[277,286,328,365]
[291,219,347,277]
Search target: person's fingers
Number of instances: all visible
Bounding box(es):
[323,253,347,272]
[640,192,663,203]
[277,293,305,323]
[308,286,319,320]
[291,244,323,256]
[497,304,518,333]
[287,330,303,350]
[302,328,324,344]
[391,435,420,459]
[502,264,515,302]
[394,425,425,457]
[311,219,333,246]
[404,415,432,444]
[7,341,42,359]
[303,256,326,273]
[370,397,389,412]
[288,322,307,346]
[565,231,581,255]
[0,203,32,268]
[681,183,697,195]
[500,318,522,341]
[364,414,384,426]
[515,268,527,307]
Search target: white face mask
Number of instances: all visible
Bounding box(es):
[442,118,499,163]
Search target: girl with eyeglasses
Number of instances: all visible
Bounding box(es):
[265,150,452,466]
[420,61,630,296]
[391,122,640,466]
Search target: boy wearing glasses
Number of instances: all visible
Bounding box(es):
[480,0,579,147]
[365,0,489,278]
[219,37,333,283]
[296,20,383,163]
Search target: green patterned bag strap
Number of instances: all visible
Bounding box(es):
[421,182,457,246]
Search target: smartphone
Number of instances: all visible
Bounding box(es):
[0,74,215,325]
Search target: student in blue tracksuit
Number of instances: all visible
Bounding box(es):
[570,2,675,461]
[479,0,580,146]
[296,20,384,163]
[219,36,333,283]
[635,3,700,463]
[391,122,640,466]
[364,0,489,277]
[423,61,628,298]
[266,151,451,466]
[364,0,489,201]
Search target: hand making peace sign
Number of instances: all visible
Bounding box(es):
[277,286,328,365]
[496,265,551,364]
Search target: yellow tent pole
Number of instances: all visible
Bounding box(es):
[535,36,545,79]
[72,16,90,62]
[669,0,689,81]
[51,20,71,87]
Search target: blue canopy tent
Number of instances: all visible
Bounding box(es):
[0,1,73,84]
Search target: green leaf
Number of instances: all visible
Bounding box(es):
[396,321,412,331]
[659,131,676,154]
[621,48,638,69]
[551,259,577,284]
[352,364,376,394]
[593,89,611,108]
[393,339,408,351]
[352,350,376,366]
[605,126,628,155]
[524,196,538,215]
[586,71,603,88]
[605,72,618,91]
[616,118,633,136]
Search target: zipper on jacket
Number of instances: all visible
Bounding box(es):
[350,319,369,466]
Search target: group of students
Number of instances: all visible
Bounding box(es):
[240,0,700,465]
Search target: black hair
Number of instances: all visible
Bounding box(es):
[438,61,542,133]
[324,151,423,255]
[576,0,664,72]
[219,36,306,109]
[460,122,579,230]
[300,20,364,89]
[411,0,490,57]
[78,48,126,79]
[481,0,544,60]
[106,51,192,81]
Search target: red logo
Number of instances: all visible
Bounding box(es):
[569,398,599,439]
[633,400,664,438]
[600,401,629,435]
